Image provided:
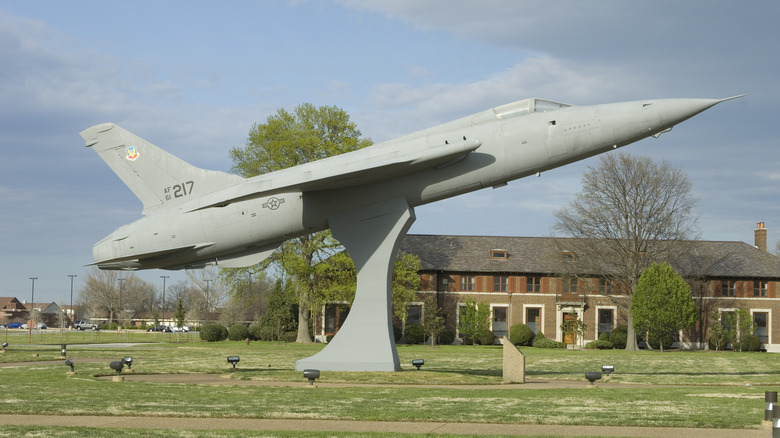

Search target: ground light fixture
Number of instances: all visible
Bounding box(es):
[109,361,124,376]
[602,365,614,376]
[412,359,424,370]
[1,342,7,352]
[303,369,320,386]
[121,356,133,369]
[766,391,777,421]
[60,344,67,357]
[585,372,602,385]
[227,356,240,369]
[65,358,74,372]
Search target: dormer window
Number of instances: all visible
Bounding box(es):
[490,249,508,260]
[559,250,576,260]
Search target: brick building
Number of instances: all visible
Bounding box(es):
[396,223,780,350]
[314,223,780,351]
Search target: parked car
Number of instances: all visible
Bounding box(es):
[21,323,47,329]
[73,320,98,331]
[7,322,23,328]
[147,325,172,332]
[171,325,190,332]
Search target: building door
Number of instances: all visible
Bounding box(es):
[563,312,577,345]
[493,306,507,338]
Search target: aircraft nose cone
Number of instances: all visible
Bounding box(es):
[660,96,743,127]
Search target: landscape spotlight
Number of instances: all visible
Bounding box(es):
[585,372,602,385]
[412,359,424,370]
[303,369,320,386]
[227,356,240,369]
[602,365,614,376]
[121,356,133,369]
[1,342,7,351]
[65,358,74,372]
[109,361,124,376]
[61,345,67,357]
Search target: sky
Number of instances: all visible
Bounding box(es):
[1,0,778,305]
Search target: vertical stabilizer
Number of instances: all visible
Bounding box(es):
[80,123,243,214]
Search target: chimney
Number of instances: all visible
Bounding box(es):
[755,222,767,252]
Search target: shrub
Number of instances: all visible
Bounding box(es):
[534,338,565,348]
[738,333,762,352]
[586,339,614,350]
[532,331,565,348]
[438,328,455,345]
[404,323,425,344]
[228,324,249,341]
[280,331,297,343]
[247,324,263,341]
[509,323,534,346]
[476,328,496,345]
[200,324,228,342]
[609,326,628,349]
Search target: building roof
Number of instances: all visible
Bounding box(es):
[399,234,780,280]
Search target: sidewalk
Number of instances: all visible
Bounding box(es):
[0,414,768,437]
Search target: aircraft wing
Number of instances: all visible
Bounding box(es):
[190,137,482,211]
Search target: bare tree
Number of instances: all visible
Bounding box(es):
[186,267,227,320]
[553,152,698,350]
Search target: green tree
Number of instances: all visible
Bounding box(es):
[631,262,698,352]
[553,152,698,350]
[420,295,445,345]
[256,279,297,341]
[228,103,372,343]
[458,298,491,346]
[174,298,186,329]
[392,252,422,335]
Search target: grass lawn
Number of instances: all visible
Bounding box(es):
[1,330,778,436]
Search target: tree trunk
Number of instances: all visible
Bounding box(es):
[625,310,639,351]
[296,298,312,343]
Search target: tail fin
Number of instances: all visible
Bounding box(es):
[80,123,243,215]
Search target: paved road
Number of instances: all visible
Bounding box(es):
[0,414,770,437]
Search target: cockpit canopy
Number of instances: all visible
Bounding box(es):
[493,98,572,119]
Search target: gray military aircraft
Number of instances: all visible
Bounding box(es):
[81,96,739,371]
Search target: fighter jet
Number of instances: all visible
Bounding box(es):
[81,96,738,272]
[82,95,739,371]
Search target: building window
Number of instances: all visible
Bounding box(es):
[563,277,578,294]
[599,278,613,295]
[490,249,508,260]
[492,306,507,338]
[407,304,422,325]
[525,307,541,334]
[324,303,350,336]
[598,309,614,338]
[493,275,508,292]
[721,280,736,297]
[753,312,768,343]
[460,275,475,292]
[526,276,541,293]
[754,281,768,297]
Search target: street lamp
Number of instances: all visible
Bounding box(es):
[68,274,77,327]
[160,275,169,315]
[117,277,125,320]
[29,277,37,308]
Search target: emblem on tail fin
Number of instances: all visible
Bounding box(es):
[125,146,139,161]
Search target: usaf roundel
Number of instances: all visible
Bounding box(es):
[125,146,139,161]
